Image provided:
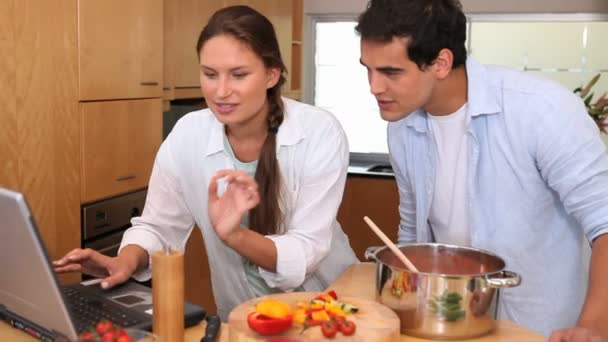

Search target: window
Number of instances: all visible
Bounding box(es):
[467,14,608,98]
[312,20,388,158]
[306,14,608,160]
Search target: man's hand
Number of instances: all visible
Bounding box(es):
[549,326,607,342]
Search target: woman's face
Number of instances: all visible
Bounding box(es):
[199,34,280,128]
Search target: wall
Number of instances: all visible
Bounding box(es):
[304,0,608,15]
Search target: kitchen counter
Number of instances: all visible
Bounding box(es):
[0,263,545,341]
[348,161,395,177]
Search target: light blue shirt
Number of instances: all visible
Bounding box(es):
[388,57,608,336]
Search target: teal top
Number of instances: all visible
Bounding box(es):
[222,134,284,296]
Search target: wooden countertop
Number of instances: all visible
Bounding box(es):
[0,263,545,341]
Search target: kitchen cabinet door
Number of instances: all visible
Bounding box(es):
[167,0,296,99]
[170,0,225,90]
[222,0,293,93]
[337,176,400,261]
[0,0,18,190]
[184,226,217,315]
[163,0,177,105]
[78,0,163,101]
[81,99,162,203]
[1,0,81,284]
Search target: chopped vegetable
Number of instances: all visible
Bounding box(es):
[247,312,293,335]
[255,299,294,319]
[340,303,359,314]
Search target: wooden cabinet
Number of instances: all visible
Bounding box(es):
[223,0,294,93]
[184,227,217,315]
[165,0,224,91]
[289,0,303,98]
[78,0,163,101]
[79,0,164,202]
[81,99,162,203]
[0,0,81,283]
[337,176,400,261]
[164,0,296,99]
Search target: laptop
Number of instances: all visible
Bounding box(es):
[0,188,206,341]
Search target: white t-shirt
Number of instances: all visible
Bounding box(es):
[427,103,470,246]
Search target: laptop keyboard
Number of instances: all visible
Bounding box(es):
[62,286,146,333]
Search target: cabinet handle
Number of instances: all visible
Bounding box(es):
[116,175,136,181]
[140,81,159,86]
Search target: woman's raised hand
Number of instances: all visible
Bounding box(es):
[208,169,260,241]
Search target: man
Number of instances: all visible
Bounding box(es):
[355,0,608,340]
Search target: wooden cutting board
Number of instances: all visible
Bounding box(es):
[228,292,401,342]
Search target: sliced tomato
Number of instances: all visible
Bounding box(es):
[321,320,338,338]
[338,320,356,336]
[327,290,338,300]
[247,311,293,336]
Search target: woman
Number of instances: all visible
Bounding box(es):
[54,5,358,320]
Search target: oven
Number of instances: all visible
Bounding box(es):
[81,189,147,257]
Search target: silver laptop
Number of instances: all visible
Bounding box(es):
[0,188,205,341]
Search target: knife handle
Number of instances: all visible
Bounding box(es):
[200,314,221,342]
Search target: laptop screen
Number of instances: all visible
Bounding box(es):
[0,188,79,341]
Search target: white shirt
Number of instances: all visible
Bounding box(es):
[119,98,358,319]
[427,103,470,246]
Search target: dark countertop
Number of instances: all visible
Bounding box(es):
[347,161,395,178]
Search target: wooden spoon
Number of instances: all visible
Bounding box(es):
[363,216,419,273]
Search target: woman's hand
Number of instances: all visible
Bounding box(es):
[208,169,260,241]
[53,248,135,289]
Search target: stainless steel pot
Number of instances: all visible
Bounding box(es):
[365,243,520,340]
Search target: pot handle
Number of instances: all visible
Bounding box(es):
[486,270,521,288]
[364,246,382,261]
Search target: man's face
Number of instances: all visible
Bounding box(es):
[360,37,436,122]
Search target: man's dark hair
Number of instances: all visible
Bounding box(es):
[355,0,467,69]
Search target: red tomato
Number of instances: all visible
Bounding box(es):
[321,320,338,338]
[116,336,134,342]
[101,330,117,342]
[338,320,356,336]
[95,321,114,336]
[332,316,345,323]
[327,290,338,300]
[115,328,129,337]
[247,311,293,336]
[77,331,95,342]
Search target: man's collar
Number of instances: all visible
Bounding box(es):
[404,56,501,132]
[465,56,501,118]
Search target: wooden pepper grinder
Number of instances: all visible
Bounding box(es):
[152,248,185,341]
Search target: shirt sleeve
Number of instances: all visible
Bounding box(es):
[119,143,195,281]
[258,119,349,291]
[388,125,417,244]
[535,91,608,242]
